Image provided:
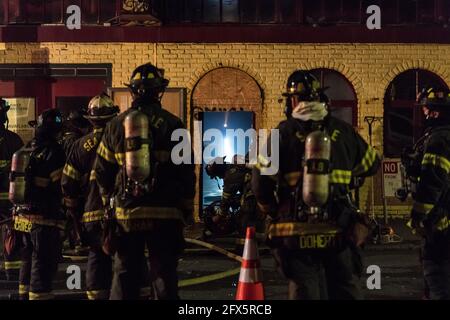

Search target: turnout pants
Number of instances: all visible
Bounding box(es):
[273,246,363,300]
[84,222,112,300]
[2,223,22,281]
[110,220,185,300]
[18,225,62,300]
[422,231,450,300]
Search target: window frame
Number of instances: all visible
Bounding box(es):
[309,68,358,127]
[383,69,449,158]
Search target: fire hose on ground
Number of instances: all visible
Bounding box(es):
[0,237,247,299]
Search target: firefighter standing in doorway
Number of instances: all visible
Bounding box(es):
[407,87,450,300]
[205,155,262,237]
[0,98,24,281]
[252,70,380,299]
[93,63,195,300]
[61,93,119,300]
[10,109,65,300]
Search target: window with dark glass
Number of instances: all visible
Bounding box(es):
[342,0,361,23]
[309,69,358,126]
[323,0,342,24]
[165,0,182,23]
[398,0,417,24]
[241,0,257,23]
[44,0,63,24]
[384,69,449,157]
[99,0,116,23]
[25,0,44,23]
[184,0,203,22]
[0,0,6,24]
[259,0,276,23]
[303,0,323,25]
[442,0,450,24]
[418,0,436,24]
[222,0,239,23]
[81,0,99,24]
[279,0,297,24]
[203,0,220,23]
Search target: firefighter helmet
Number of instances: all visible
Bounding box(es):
[283,70,325,102]
[85,93,120,122]
[29,108,63,138]
[416,87,450,110]
[126,63,169,101]
[205,156,228,179]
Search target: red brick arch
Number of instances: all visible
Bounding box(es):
[191,67,264,129]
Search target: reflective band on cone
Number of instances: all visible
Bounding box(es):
[236,226,265,300]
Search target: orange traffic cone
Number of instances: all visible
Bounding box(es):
[236,226,265,300]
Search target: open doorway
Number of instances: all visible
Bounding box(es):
[201,111,254,209]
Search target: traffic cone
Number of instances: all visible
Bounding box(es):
[236,226,265,300]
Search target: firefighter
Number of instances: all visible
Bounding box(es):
[10,109,65,300]
[408,87,450,300]
[61,94,119,300]
[252,70,380,300]
[93,63,195,300]
[205,155,261,237]
[0,98,24,281]
[59,106,92,252]
[60,106,92,156]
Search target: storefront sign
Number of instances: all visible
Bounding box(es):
[5,98,35,144]
[382,159,402,197]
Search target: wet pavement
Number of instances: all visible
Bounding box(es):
[0,220,426,300]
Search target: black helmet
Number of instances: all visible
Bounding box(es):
[283,70,325,101]
[85,93,119,124]
[417,87,450,110]
[205,156,228,179]
[30,109,63,139]
[126,63,169,101]
[0,98,10,127]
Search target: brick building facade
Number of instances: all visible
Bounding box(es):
[2,1,450,219]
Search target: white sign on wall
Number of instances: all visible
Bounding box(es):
[5,98,35,144]
[382,159,403,197]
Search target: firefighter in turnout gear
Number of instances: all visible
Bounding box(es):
[61,94,119,300]
[93,63,195,300]
[60,106,92,156]
[408,87,450,300]
[252,70,380,300]
[0,98,24,281]
[59,106,92,251]
[205,155,261,236]
[10,108,65,300]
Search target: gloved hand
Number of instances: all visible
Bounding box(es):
[348,222,370,247]
[409,210,427,237]
[347,212,371,247]
[66,207,85,245]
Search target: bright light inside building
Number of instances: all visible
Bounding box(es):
[224,123,227,128]
[223,137,233,162]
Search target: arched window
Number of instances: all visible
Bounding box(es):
[309,68,358,126]
[191,67,263,128]
[191,67,263,212]
[384,69,449,157]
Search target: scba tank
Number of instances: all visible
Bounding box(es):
[302,130,331,209]
[124,110,150,183]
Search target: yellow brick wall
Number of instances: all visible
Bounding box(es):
[2,42,450,218]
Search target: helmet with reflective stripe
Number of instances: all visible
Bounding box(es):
[86,93,119,122]
[126,63,169,101]
[417,87,450,110]
[283,70,325,102]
